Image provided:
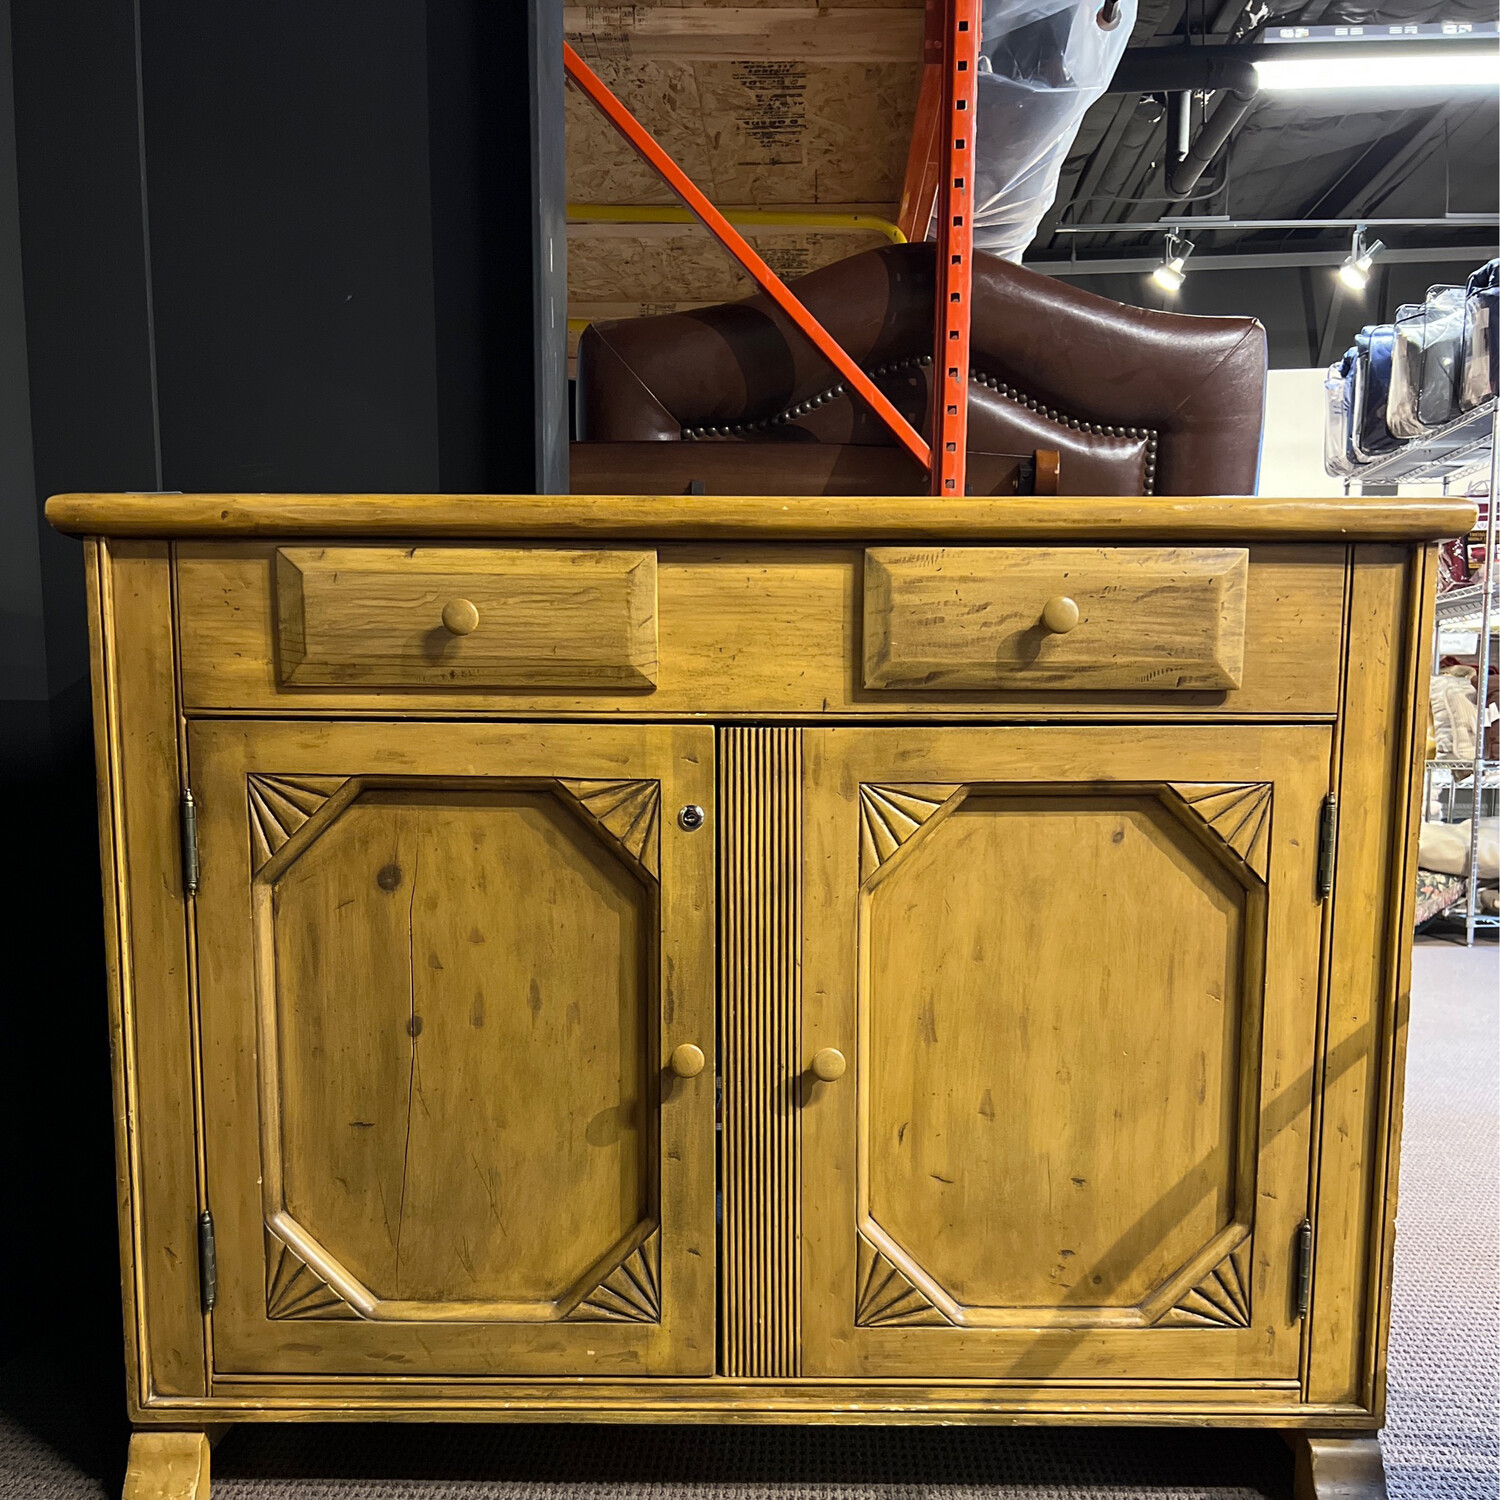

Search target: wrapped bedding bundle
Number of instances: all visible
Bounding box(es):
[971,0,1136,260]
[1324,357,1358,477]
[1387,287,1465,438]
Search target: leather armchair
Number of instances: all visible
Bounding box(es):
[572,243,1266,496]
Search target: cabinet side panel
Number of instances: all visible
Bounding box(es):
[100,540,206,1400]
[1366,542,1437,1421]
[720,727,802,1378]
[1307,544,1427,1411]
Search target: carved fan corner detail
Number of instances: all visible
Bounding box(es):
[565,1229,661,1323]
[1169,781,1273,879]
[1158,1238,1252,1328]
[858,784,964,882]
[855,1234,953,1327]
[264,1232,361,1321]
[247,773,346,871]
[557,779,662,877]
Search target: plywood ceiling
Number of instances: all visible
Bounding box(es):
[563,3,924,350]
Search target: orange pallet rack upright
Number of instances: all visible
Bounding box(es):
[562,0,982,496]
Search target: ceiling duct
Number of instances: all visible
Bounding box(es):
[1107,51,1259,198]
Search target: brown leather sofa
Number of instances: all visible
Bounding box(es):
[571,243,1267,496]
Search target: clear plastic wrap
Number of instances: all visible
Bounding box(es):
[1418,288,1466,427]
[1389,287,1465,436]
[1461,258,1498,411]
[1387,302,1429,440]
[971,0,1137,260]
[1351,324,1400,464]
[1323,358,1357,477]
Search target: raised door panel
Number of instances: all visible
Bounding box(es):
[192,721,714,1376]
[801,725,1327,1383]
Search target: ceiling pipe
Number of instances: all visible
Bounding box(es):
[1167,89,1191,165]
[1106,52,1260,197]
[1167,88,1257,196]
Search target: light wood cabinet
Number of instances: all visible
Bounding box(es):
[192,720,715,1377]
[798,725,1324,1381]
[48,492,1469,1500]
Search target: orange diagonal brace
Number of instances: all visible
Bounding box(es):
[897,0,947,243]
[897,64,944,244]
[563,43,932,472]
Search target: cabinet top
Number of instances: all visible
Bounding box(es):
[45,491,1476,543]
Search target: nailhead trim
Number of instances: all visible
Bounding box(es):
[683,357,1160,494]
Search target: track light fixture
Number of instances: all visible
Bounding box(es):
[1150,231,1193,293]
[1337,225,1385,293]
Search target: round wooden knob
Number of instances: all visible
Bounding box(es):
[811,1047,847,1082]
[441,598,480,636]
[669,1043,706,1079]
[1041,595,1080,634]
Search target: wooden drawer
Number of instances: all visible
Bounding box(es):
[274,546,658,688]
[176,541,1344,716]
[864,546,1248,691]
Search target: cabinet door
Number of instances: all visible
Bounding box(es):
[801,725,1327,1383]
[192,721,715,1377]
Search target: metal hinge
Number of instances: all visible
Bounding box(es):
[1316,796,1338,900]
[198,1209,217,1313]
[180,789,200,898]
[1295,1217,1313,1319]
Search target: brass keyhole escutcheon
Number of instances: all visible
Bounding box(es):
[442,597,481,636]
[811,1047,847,1082]
[1042,595,1080,634]
[670,1043,706,1078]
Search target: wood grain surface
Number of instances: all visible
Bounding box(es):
[45,491,1476,541]
[864,545,1248,690]
[190,720,715,1377]
[719,727,803,1379]
[176,543,1344,718]
[274,546,657,689]
[121,1431,209,1499]
[89,541,207,1404]
[801,723,1327,1381]
[58,500,1435,1442]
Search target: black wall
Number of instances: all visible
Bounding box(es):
[1,2,542,1441]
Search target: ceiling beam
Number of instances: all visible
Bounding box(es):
[1027,243,1494,275]
[1034,95,1140,251]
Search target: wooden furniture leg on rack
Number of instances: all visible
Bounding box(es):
[1291,1436,1389,1500]
[122,1432,210,1500]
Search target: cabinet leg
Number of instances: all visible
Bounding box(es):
[122,1431,211,1500]
[1291,1435,1388,1500]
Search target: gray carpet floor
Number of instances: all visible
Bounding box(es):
[3,941,1494,1499]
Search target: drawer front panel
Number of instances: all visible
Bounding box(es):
[177,543,1343,716]
[275,546,657,688]
[864,546,1248,690]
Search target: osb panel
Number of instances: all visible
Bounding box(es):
[697,62,918,203]
[569,229,892,304]
[567,61,919,205]
[567,60,719,205]
[565,3,922,331]
[638,2,922,9]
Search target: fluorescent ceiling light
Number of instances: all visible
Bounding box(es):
[1255,50,1500,89]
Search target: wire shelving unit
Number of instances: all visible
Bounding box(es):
[1367,400,1500,943]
